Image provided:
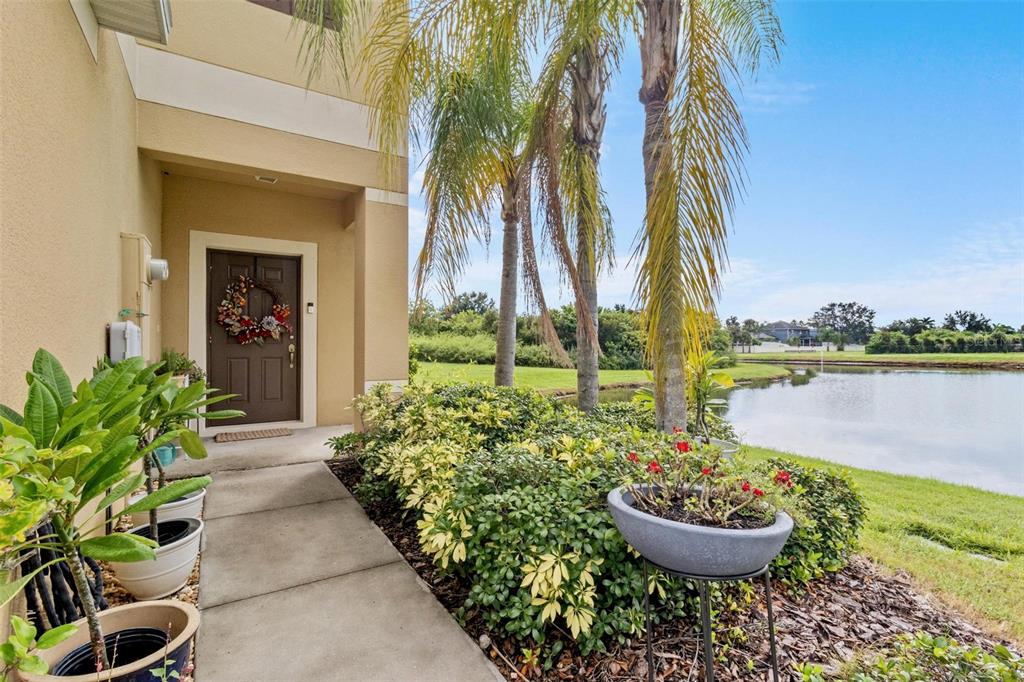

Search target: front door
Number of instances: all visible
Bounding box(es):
[207,250,300,425]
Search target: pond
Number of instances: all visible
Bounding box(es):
[719,365,1024,495]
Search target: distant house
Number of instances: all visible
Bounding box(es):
[765,322,820,346]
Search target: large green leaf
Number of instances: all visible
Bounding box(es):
[0,416,34,443]
[95,472,147,513]
[0,404,23,426]
[31,350,73,409]
[178,430,207,460]
[80,532,157,562]
[201,410,246,421]
[79,435,140,503]
[90,357,144,401]
[119,476,211,518]
[36,623,78,650]
[0,561,58,608]
[23,381,58,447]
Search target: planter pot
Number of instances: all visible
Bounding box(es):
[18,600,199,682]
[128,488,205,527]
[607,485,793,577]
[170,374,189,389]
[709,438,740,459]
[111,518,203,600]
[154,444,178,468]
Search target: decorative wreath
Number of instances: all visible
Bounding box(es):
[216,275,293,345]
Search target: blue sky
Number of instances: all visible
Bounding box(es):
[408,0,1024,327]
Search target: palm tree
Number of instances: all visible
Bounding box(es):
[416,59,571,385]
[636,0,782,430]
[293,0,781,423]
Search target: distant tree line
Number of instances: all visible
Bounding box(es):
[867,310,1023,354]
[410,292,735,370]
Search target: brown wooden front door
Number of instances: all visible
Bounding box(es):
[207,250,300,425]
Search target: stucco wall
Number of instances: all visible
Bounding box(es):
[0,3,163,405]
[142,0,376,105]
[160,174,356,425]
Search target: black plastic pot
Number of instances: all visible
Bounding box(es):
[132,518,197,545]
[50,627,190,680]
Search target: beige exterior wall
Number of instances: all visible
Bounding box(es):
[0,1,408,428]
[161,174,358,425]
[141,0,374,105]
[0,2,163,405]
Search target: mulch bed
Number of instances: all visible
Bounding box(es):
[329,456,1020,681]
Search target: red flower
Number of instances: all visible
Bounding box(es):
[701,467,712,476]
[773,470,792,486]
[676,441,690,453]
[647,461,663,474]
[741,481,751,492]
[627,451,639,464]
[672,426,684,434]
[753,488,765,497]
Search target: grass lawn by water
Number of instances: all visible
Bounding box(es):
[415,361,790,390]
[746,446,1024,644]
[744,350,1024,367]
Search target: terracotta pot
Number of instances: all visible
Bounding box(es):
[608,484,793,577]
[111,518,203,600]
[18,600,199,682]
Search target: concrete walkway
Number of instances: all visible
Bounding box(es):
[184,429,503,681]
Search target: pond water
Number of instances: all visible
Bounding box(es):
[719,365,1024,495]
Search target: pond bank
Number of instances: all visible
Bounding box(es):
[745,446,1024,646]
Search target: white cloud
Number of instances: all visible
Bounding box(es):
[741,80,816,113]
[719,220,1024,325]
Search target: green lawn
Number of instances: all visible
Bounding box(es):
[745,446,1024,644]
[415,361,790,390]
[744,350,1024,367]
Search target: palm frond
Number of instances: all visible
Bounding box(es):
[637,0,777,372]
[518,179,574,367]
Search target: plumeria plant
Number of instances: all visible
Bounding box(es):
[625,427,798,529]
[0,350,219,672]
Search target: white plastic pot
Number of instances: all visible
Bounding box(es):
[111,518,203,600]
[129,488,205,527]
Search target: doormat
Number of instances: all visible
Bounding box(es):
[214,428,293,443]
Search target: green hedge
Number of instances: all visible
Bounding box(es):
[866,329,1023,354]
[410,333,560,367]
[342,383,865,655]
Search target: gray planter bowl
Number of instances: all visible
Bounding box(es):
[709,438,740,459]
[608,485,793,577]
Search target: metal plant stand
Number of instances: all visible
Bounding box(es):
[641,561,780,682]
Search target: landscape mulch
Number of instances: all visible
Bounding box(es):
[329,456,1020,681]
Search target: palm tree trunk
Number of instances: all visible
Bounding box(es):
[571,41,607,413]
[639,0,686,432]
[495,180,519,386]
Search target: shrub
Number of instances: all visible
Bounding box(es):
[345,382,865,655]
[410,334,560,367]
[818,632,1024,681]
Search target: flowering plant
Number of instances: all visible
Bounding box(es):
[625,431,797,529]
[215,275,293,345]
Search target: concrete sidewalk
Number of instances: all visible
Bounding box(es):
[187,433,503,681]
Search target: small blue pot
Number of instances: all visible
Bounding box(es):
[154,445,178,468]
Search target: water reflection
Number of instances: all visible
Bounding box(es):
[720,365,1024,495]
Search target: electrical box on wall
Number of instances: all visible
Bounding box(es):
[109,321,143,361]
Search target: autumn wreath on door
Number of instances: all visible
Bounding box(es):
[216,274,294,345]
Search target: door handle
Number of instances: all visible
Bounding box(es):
[288,343,296,369]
